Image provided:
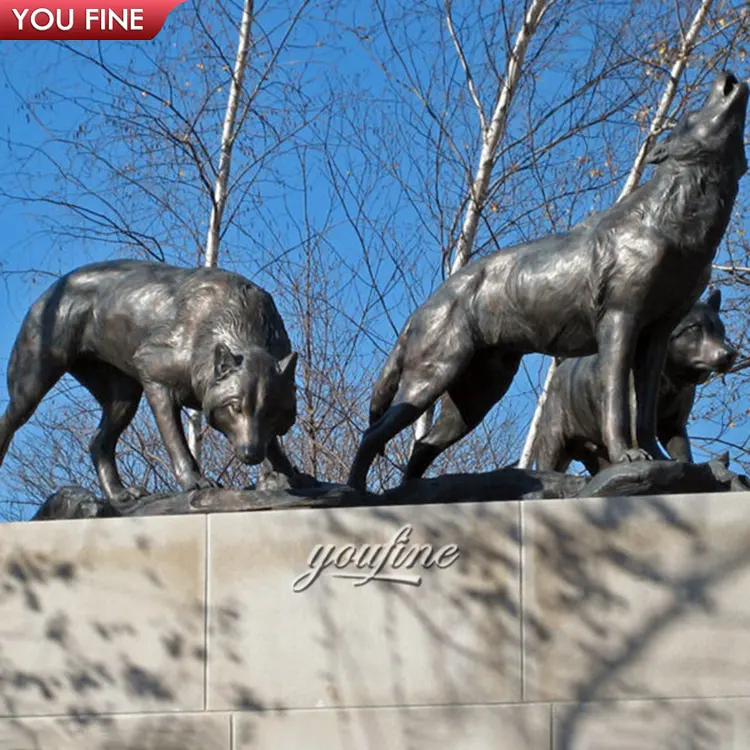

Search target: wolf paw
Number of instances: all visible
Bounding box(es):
[616,448,654,463]
[110,486,150,508]
[636,441,672,462]
[256,471,292,492]
[190,476,223,491]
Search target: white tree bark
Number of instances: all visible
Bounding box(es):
[187,0,255,462]
[517,0,715,469]
[450,0,553,273]
[204,0,254,266]
[413,0,554,443]
[617,0,714,200]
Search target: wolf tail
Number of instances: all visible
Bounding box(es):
[368,327,409,457]
[0,415,12,470]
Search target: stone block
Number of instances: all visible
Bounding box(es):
[236,703,551,750]
[553,697,750,749]
[0,711,230,750]
[0,515,207,716]
[207,503,522,710]
[523,492,750,702]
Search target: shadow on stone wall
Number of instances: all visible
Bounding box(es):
[533,495,750,749]
[0,525,266,749]
[8,713,230,750]
[240,496,750,749]
[3,496,750,748]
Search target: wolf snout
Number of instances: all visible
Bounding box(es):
[707,71,748,109]
[717,71,747,99]
[237,444,266,465]
[714,346,738,373]
[698,345,737,373]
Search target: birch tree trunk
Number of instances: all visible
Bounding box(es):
[413,0,555,443]
[516,0,715,469]
[186,0,255,462]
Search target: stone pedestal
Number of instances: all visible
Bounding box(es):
[2,492,750,748]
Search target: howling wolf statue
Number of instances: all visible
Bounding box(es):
[349,72,748,490]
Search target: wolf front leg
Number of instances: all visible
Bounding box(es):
[265,438,296,476]
[143,382,219,491]
[633,325,672,461]
[264,438,320,488]
[597,310,650,464]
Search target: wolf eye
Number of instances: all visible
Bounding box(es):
[227,402,241,414]
[674,323,700,337]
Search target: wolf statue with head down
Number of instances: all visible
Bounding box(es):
[0,261,303,508]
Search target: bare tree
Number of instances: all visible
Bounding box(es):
[410,0,554,442]
[186,0,255,462]
[0,0,748,514]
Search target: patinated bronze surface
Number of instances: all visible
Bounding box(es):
[0,260,301,506]
[531,290,736,475]
[348,73,748,491]
[33,456,750,520]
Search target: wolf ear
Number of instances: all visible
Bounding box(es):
[214,343,242,380]
[644,141,670,165]
[706,288,722,312]
[277,352,298,381]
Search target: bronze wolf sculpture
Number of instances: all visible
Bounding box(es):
[348,72,748,490]
[0,260,300,505]
[530,290,737,475]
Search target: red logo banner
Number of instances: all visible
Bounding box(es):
[0,0,185,39]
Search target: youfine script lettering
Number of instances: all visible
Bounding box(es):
[292,525,460,593]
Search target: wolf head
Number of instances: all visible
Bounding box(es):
[666,289,737,385]
[203,343,298,465]
[646,72,748,178]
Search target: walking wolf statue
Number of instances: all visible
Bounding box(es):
[348,72,748,490]
[0,260,301,505]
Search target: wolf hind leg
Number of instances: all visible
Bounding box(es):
[369,329,407,427]
[348,401,425,491]
[348,315,478,491]
[71,362,145,506]
[404,351,521,480]
[368,331,409,460]
[531,426,570,473]
[348,358,472,490]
